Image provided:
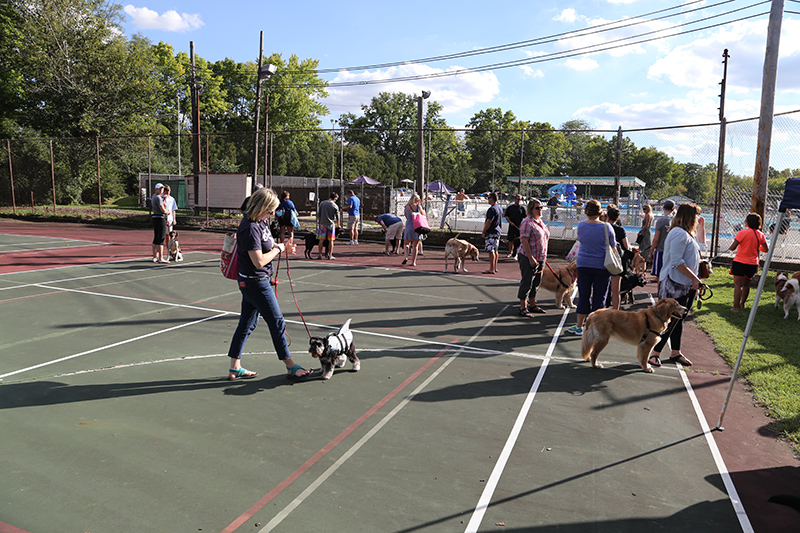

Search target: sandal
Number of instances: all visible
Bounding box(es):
[287,363,311,380]
[528,306,546,314]
[228,367,257,380]
[668,354,692,366]
[648,355,662,367]
[519,308,533,318]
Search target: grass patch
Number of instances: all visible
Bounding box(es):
[693,268,800,455]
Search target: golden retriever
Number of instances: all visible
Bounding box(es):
[443,235,479,273]
[539,261,577,308]
[581,298,687,372]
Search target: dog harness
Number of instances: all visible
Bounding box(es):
[639,311,669,344]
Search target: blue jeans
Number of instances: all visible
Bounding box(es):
[576,267,611,316]
[227,276,291,361]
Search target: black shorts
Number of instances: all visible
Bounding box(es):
[730,260,757,279]
[152,216,167,245]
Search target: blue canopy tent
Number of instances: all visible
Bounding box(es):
[717,177,800,429]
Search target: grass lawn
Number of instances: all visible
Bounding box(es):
[693,268,800,456]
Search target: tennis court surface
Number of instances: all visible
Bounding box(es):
[0,219,797,532]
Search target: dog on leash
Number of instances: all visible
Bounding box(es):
[539,261,578,308]
[631,249,647,275]
[308,319,361,380]
[581,298,687,373]
[443,235,479,273]
[167,231,183,262]
[619,271,648,305]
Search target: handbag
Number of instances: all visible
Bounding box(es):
[220,232,239,280]
[604,223,623,275]
[566,240,580,262]
[635,233,644,245]
[699,260,712,279]
[412,212,431,235]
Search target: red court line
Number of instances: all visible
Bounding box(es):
[222,344,455,533]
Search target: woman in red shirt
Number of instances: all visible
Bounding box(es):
[729,213,768,312]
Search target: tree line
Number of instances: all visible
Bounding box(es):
[1,0,795,206]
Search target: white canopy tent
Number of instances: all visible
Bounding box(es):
[717,177,800,429]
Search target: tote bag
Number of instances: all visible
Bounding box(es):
[412,212,431,235]
[603,223,623,275]
[220,232,239,280]
[566,240,580,262]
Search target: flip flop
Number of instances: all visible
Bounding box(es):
[228,367,257,380]
[648,355,662,367]
[668,354,692,366]
[287,363,311,380]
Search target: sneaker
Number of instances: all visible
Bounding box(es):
[354,240,359,245]
[567,325,583,335]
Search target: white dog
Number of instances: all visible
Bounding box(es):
[781,278,800,320]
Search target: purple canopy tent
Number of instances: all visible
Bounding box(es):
[348,175,380,185]
[426,180,456,193]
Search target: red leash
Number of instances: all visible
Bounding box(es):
[272,246,313,345]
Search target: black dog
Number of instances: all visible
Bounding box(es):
[619,271,648,305]
[304,232,331,259]
[308,319,360,380]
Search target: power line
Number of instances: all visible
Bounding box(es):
[269,5,770,90]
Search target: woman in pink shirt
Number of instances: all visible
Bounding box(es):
[728,212,768,312]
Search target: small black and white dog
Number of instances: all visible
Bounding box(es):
[308,319,360,380]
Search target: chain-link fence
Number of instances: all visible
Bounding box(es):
[2,112,800,263]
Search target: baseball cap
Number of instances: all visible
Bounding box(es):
[155,183,164,189]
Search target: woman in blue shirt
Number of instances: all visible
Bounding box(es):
[227,188,310,380]
[567,199,616,335]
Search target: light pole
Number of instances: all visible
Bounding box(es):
[252,31,277,191]
[330,119,337,181]
[416,90,430,201]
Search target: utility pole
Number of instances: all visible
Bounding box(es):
[252,32,264,192]
[713,49,730,257]
[614,127,622,205]
[752,0,785,220]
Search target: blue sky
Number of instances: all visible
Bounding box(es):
[121,1,800,174]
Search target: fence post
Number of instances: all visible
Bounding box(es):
[205,134,210,228]
[50,139,56,214]
[7,140,16,215]
[614,126,622,206]
[96,136,102,218]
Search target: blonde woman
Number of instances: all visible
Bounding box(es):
[227,188,310,380]
[402,193,425,267]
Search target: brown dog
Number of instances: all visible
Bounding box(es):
[443,235,479,273]
[539,261,578,308]
[631,249,647,275]
[581,298,687,373]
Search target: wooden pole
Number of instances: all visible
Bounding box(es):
[752,0,785,220]
[205,134,210,228]
[614,126,622,206]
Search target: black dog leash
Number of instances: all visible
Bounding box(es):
[544,261,572,289]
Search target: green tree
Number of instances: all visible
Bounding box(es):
[465,108,519,192]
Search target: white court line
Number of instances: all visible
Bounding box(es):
[0,314,229,380]
[258,305,511,532]
[645,293,753,532]
[465,301,572,532]
[0,239,98,249]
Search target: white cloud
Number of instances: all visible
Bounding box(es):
[556,16,677,58]
[322,63,500,118]
[648,20,800,93]
[554,9,579,23]
[124,5,204,32]
[565,57,599,71]
[607,0,639,4]
[520,66,544,78]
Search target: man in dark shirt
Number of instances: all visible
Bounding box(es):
[504,194,526,259]
[482,192,503,274]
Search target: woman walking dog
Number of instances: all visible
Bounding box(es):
[227,187,311,380]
